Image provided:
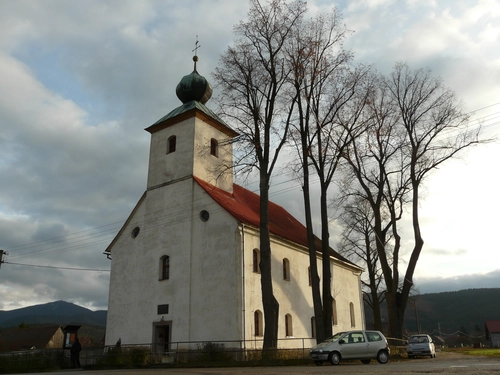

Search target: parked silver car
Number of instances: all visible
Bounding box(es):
[407,334,436,358]
[310,330,390,365]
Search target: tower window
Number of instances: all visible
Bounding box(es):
[210,138,218,157]
[167,136,176,154]
[160,255,170,280]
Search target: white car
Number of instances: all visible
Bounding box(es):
[310,330,390,365]
[407,334,436,358]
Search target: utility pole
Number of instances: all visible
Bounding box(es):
[0,249,7,269]
[413,298,421,334]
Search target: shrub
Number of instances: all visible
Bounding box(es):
[196,342,232,362]
[96,346,122,366]
[128,347,149,365]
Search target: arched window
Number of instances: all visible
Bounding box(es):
[283,258,290,281]
[210,138,218,157]
[285,314,293,337]
[252,249,260,273]
[311,316,316,338]
[160,255,170,280]
[332,298,338,325]
[350,302,356,327]
[167,136,176,154]
[254,310,263,336]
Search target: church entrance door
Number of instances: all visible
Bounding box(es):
[153,322,171,353]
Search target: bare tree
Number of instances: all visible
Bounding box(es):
[213,0,306,350]
[342,63,483,338]
[285,9,351,343]
[383,63,482,338]
[284,8,377,340]
[308,65,374,339]
[336,197,386,331]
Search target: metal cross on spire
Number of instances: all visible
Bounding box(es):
[192,35,201,56]
[192,35,201,71]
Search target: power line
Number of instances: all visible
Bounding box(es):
[2,102,499,264]
[3,261,110,272]
[428,329,485,339]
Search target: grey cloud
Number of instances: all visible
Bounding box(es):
[0,0,498,313]
[428,248,468,256]
[416,269,500,294]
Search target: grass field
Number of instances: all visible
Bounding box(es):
[445,348,500,358]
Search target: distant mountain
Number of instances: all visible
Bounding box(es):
[4,289,499,339]
[365,288,500,336]
[403,288,500,334]
[0,300,106,328]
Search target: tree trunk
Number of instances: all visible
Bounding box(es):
[319,181,333,337]
[301,153,325,343]
[371,295,383,331]
[388,181,424,338]
[259,172,279,351]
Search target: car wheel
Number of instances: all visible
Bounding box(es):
[314,361,323,366]
[329,352,341,365]
[361,359,371,364]
[377,350,389,364]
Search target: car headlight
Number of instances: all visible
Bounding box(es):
[319,349,323,353]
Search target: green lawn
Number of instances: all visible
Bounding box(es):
[445,348,500,358]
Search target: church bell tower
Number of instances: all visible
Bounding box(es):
[144,55,237,193]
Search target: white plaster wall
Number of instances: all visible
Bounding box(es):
[193,119,233,192]
[241,226,364,348]
[188,183,242,342]
[106,179,195,345]
[147,117,233,192]
[107,192,363,348]
[332,264,364,331]
[106,178,245,346]
[147,119,195,189]
[108,110,240,347]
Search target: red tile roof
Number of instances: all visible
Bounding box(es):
[194,177,356,267]
[0,325,63,351]
[485,320,500,334]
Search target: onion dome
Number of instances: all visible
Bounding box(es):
[176,56,213,104]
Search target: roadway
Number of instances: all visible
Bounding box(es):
[18,351,500,375]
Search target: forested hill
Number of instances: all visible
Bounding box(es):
[404,288,499,334]
[2,289,499,338]
[365,288,500,335]
[0,300,106,328]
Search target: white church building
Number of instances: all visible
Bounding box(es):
[104,57,364,351]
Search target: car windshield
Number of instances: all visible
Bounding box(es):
[409,336,428,343]
[323,332,346,343]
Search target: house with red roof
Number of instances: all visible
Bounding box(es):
[485,320,500,348]
[103,58,363,351]
[0,325,64,352]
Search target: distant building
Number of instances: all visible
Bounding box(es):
[103,57,364,350]
[485,320,500,347]
[0,325,64,352]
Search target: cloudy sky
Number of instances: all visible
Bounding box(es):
[0,0,499,312]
